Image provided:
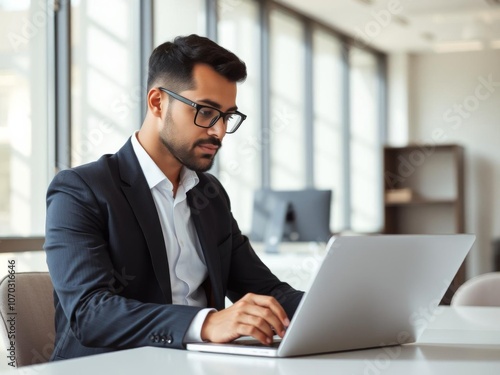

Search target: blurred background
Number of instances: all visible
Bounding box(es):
[0,0,499,280]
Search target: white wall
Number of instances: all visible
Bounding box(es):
[407,49,500,278]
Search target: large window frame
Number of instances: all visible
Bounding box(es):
[1,0,387,252]
[216,1,387,233]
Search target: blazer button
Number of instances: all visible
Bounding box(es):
[166,335,173,344]
[150,335,155,342]
[154,335,160,343]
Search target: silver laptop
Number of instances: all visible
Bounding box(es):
[187,234,475,357]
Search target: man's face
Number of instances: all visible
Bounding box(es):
[159,64,238,172]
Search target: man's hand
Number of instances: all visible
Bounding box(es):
[200,293,290,345]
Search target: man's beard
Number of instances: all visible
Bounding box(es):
[159,111,222,172]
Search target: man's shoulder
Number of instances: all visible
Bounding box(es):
[55,139,134,183]
[57,153,116,181]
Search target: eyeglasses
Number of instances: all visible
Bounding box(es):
[158,87,247,134]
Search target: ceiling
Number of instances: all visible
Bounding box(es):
[277,0,500,53]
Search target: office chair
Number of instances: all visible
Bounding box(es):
[0,272,55,367]
[451,272,500,307]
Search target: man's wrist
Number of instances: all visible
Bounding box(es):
[200,310,216,342]
[184,308,216,343]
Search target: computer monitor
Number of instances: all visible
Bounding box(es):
[249,189,332,253]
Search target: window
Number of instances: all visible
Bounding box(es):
[269,8,306,189]
[0,0,50,235]
[154,0,206,44]
[349,47,383,232]
[0,0,387,239]
[312,28,344,232]
[70,0,142,166]
[218,0,260,233]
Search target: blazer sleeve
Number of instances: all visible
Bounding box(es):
[45,169,201,350]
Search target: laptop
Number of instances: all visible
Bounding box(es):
[187,234,475,357]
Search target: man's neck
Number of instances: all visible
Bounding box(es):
[136,129,182,194]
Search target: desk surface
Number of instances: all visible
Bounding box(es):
[14,306,500,375]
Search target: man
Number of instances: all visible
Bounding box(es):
[45,34,303,361]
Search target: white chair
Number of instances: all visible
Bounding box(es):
[451,272,500,306]
[0,272,55,367]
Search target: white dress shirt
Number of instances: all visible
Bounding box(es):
[131,133,214,341]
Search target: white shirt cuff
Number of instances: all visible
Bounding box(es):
[184,308,217,343]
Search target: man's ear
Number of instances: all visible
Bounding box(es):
[147,88,164,118]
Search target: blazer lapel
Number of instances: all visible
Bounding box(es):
[188,181,225,310]
[116,140,173,303]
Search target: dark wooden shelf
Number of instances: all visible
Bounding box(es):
[383,144,465,305]
[384,198,457,207]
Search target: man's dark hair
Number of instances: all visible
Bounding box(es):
[147,34,247,93]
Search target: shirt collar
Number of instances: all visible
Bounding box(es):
[130,131,199,192]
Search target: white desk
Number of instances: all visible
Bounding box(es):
[13,306,500,375]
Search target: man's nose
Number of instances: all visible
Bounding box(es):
[207,117,226,140]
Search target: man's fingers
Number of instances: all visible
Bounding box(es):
[201,308,276,345]
[237,307,277,337]
[240,293,290,333]
[235,301,286,337]
[201,293,291,345]
[235,323,274,345]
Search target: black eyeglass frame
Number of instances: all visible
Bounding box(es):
[158,87,247,134]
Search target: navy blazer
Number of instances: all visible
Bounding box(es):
[44,139,303,361]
